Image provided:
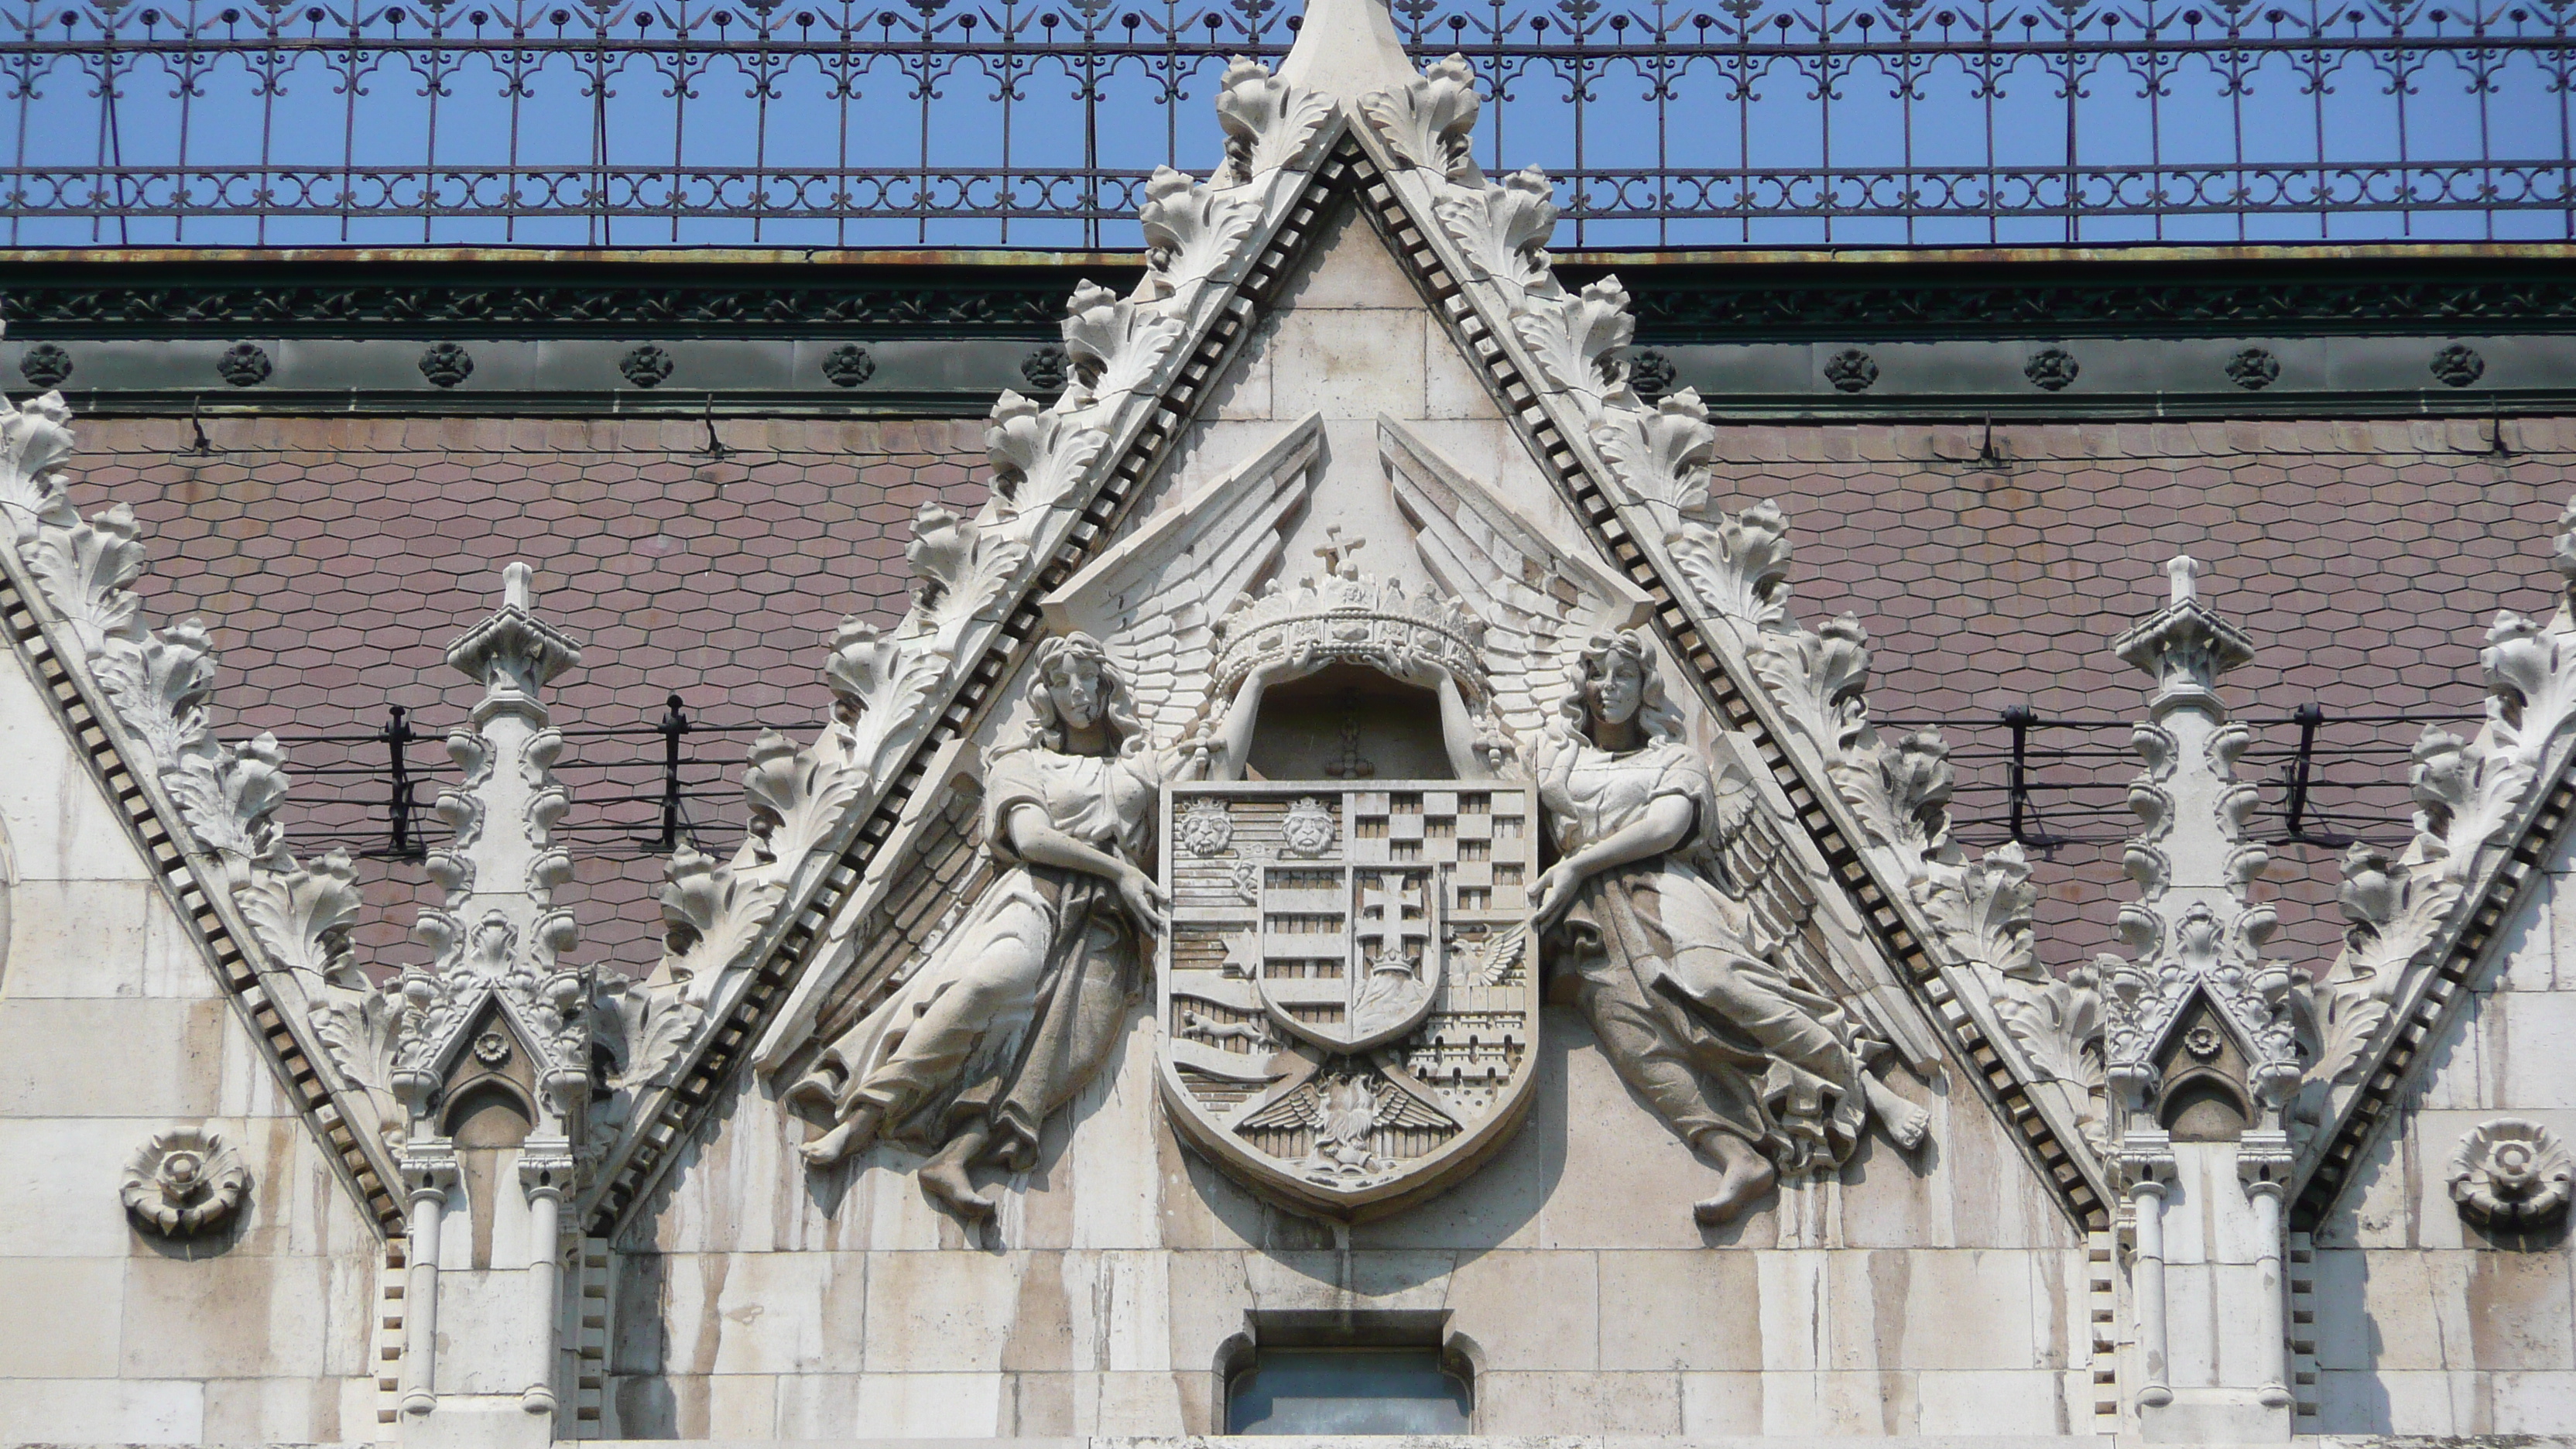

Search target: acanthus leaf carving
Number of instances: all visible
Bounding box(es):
[1512,277,1636,413]
[1592,387,1717,515]
[1434,165,1559,293]
[163,729,293,882]
[1139,166,1261,300]
[903,502,1030,653]
[741,729,865,875]
[1060,281,1187,409]
[1667,498,1794,632]
[91,618,220,770]
[1214,57,1333,184]
[1923,842,2040,983]
[981,392,1109,526]
[239,847,366,988]
[0,386,75,543]
[1361,53,1482,180]
[30,500,146,657]
[1838,729,1956,859]
[656,844,786,1010]
[1750,613,1871,767]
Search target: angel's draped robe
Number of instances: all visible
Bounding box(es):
[1536,735,1873,1174]
[797,742,1163,1170]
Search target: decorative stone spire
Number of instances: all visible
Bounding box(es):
[392,561,588,1111]
[1276,0,1418,102]
[2103,553,2296,1120]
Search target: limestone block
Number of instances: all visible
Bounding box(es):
[1444,1249,1598,1372]
[1544,1023,1735,1250]
[1753,1250,1879,1372]
[1912,1368,2073,1434]
[653,1249,865,1376]
[119,1248,334,1379]
[1273,207,1427,310]
[2312,1118,2415,1249]
[862,1249,1025,1374]
[2489,1369,2576,1431]
[1678,1368,1765,1433]
[2417,994,2499,1113]
[2348,1250,2478,1370]
[0,653,153,885]
[2495,991,2576,1106]
[1757,1368,1920,1434]
[1064,1022,1165,1252]
[1471,1368,1681,1432]
[0,1255,123,1376]
[2312,1366,2481,1434]
[703,1372,779,1438]
[1059,1370,1190,1434]
[1423,318,1506,422]
[0,1376,203,1440]
[0,878,159,999]
[1269,308,1424,420]
[2463,1251,2576,1370]
[1889,1250,2043,1370]
[433,1271,549,1394]
[850,1371,1008,1434]
[0,997,228,1117]
[2307,1249,2376,1370]
[1596,1249,1762,1371]
[0,1118,161,1255]
[1001,1251,1081,1373]
[2499,882,2559,992]
[200,1374,359,1440]
[1208,317,1275,421]
[1159,1249,1253,1372]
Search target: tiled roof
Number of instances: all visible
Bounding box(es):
[70,411,2575,982]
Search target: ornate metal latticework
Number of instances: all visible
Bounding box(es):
[1,0,2567,248]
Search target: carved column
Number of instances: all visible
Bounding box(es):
[2119,1136,2176,1413]
[518,1149,574,1417]
[398,1150,458,1417]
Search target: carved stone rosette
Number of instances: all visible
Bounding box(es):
[120,1126,251,1238]
[2449,1118,2574,1226]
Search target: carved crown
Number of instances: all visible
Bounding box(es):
[1212,567,1488,701]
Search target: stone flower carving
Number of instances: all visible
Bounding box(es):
[1362,53,1482,179]
[2449,1118,2574,1226]
[1214,57,1332,183]
[122,1127,251,1238]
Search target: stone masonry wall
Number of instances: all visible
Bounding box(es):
[0,638,383,1442]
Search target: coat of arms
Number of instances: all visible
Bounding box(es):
[1158,782,1542,1217]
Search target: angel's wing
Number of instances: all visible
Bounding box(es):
[1040,413,1322,745]
[1707,733,1946,1074]
[1380,416,1655,752]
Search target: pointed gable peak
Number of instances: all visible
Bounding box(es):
[1277,0,1418,103]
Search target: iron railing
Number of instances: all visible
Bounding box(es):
[2,0,2569,248]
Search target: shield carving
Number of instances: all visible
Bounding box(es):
[1157,780,1543,1220]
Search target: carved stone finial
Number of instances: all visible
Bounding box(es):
[444,561,582,715]
[2166,553,2199,605]
[121,1126,251,1238]
[2114,554,2256,718]
[2450,1118,2574,1226]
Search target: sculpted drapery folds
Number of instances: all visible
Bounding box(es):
[1530,629,1930,1225]
[786,632,1179,1221]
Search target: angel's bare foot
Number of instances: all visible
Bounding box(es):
[796,1105,882,1167]
[1692,1133,1777,1226]
[1864,1076,1930,1151]
[918,1152,996,1225]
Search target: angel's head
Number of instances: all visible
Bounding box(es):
[1014,631,1147,757]
[1556,629,1686,746]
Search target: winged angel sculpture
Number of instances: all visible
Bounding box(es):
[788,419,1924,1225]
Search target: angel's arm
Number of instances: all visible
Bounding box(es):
[1531,793,1695,927]
[1434,673,1494,782]
[1003,802,1170,935]
[1204,648,1322,783]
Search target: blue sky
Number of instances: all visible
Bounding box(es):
[2,0,2565,248]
